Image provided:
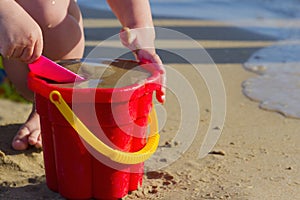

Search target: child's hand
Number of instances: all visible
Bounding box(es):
[120,27,166,103]
[0,1,43,63]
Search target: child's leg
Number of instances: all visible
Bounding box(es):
[3,0,85,150]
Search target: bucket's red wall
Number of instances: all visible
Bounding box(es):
[29,59,160,199]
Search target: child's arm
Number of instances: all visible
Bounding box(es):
[107,0,165,102]
[107,0,160,64]
[107,0,154,29]
[0,0,43,63]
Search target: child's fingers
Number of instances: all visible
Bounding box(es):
[0,36,42,64]
[138,52,166,104]
[0,42,41,64]
[19,46,34,63]
[11,47,26,59]
[26,39,43,64]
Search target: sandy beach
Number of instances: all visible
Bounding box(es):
[1,5,300,200]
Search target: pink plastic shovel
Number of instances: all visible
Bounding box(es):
[28,56,85,83]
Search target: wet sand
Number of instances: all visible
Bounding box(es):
[0,5,299,200]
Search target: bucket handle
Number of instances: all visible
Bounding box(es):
[49,90,159,165]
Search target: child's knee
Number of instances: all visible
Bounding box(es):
[16,0,70,29]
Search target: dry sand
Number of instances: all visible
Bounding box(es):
[1,6,299,200]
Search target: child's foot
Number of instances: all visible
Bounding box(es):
[12,109,42,150]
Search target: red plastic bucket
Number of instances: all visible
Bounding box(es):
[28,59,162,199]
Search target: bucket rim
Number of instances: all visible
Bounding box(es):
[28,58,162,103]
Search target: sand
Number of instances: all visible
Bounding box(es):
[1,5,300,200]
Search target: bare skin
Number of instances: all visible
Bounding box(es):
[0,0,84,150]
[0,0,164,150]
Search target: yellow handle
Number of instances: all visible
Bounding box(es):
[49,90,159,164]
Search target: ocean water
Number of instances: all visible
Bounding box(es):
[78,0,300,38]
[78,0,300,118]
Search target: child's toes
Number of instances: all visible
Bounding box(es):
[28,129,41,147]
[12,126,30,150]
